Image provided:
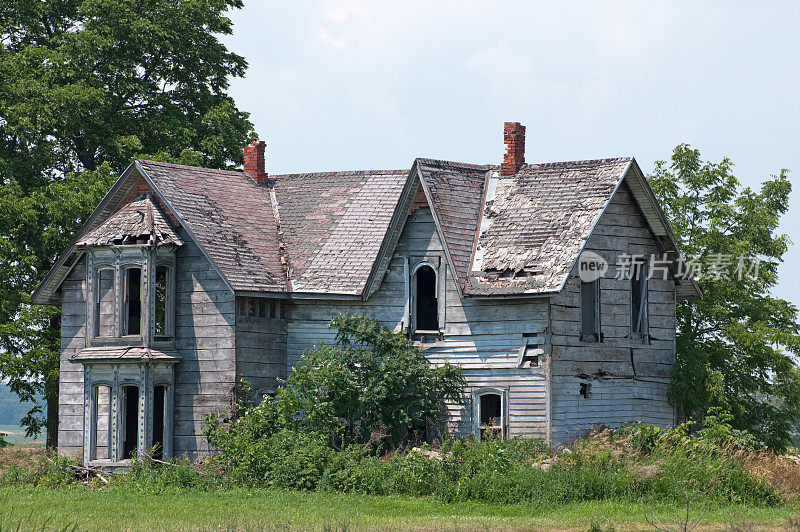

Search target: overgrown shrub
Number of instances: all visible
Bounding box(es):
[205,315,466,463]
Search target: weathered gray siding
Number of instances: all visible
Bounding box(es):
[58,256,88,456]
[234,298,287,399]
[549,184,676,444]
[287,206,550,438]
[173,235,236,456]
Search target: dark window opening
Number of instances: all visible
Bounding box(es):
[415,265,438,331]
[258,299,266,318]
[248,297,256,317]
[124,268,142,335]
[95,268,115,337]
[479,393,502,440]
[269,299,276,319]
[631,263,648,335]
[581,279,600,341]
[152,385,166,460]
[280,301,286,319]
[93,385,112,460]
[580,382,591,398]
[122,386,139,459]
[154,265,169,337]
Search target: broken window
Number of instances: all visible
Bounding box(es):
[123,267,142,336]
[154,265,171,338]
[122,385,139,459]
[631,263,648,337]
[415,265,438,331]
[479,393,503,440]
[580,382,591,398]
[94,268,115,337]
[152,385,167,460]
[581,279,600,341]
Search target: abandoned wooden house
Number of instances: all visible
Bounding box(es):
[33,121,700,466]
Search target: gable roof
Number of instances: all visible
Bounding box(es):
[415,159,490,290]
[34,153,699,304]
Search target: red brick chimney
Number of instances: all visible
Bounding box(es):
[243,140,268,185]
[501,122,526,176]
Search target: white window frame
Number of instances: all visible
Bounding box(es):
[410,260,442,333]
[472,387,508,439]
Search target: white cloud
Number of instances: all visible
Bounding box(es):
[316,27,347,49]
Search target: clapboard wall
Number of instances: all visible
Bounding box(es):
[549,183,676,444]
[57,256,88,455]
[235,297,287,400]
[287,205,550,439]
[173,234,237,455]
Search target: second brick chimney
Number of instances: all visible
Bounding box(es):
[244,140,268,185]
[501,122,526,176]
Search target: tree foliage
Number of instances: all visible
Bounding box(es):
[205,316,466,453]
[0,0,255,444]
[649,144,800,450]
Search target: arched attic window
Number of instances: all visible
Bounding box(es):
[414,264,438,332]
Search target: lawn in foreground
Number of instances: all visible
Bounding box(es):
[0,487,797,531]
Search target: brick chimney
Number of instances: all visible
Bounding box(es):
[243,140,268,185]
[501,122,526,176]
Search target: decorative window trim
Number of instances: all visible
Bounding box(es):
[472,387,508,439]
[409,257,446,335]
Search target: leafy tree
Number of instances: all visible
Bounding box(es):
[205,316,466,452]
[0,0,255,445]
[649,144,800,450]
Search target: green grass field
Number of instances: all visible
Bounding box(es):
[0,487,797,531]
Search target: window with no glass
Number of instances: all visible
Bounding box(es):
[123,267,142,336]
[414,265,438,331]
[631,263,648,337]
[581,278,600,341]
[154,265,171,338]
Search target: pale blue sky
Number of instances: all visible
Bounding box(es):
[221,1,800,309]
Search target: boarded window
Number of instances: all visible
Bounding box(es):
[415,265,438,331]
[95,268,115,337]
[631,263,648,335]
[581,279,600,341]
[123,268,142,335]
[154,265,170,338]
[93,385,112,460]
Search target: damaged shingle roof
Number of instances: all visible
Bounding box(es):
[466,158,632,295]
[77,197,183,247]
[272,170,408,294]
[136,157,633,297]
[416,159,490,288]
[138,160,287,292]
